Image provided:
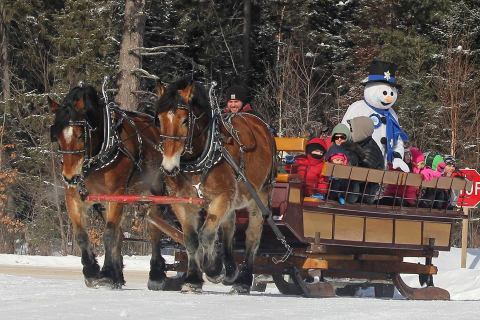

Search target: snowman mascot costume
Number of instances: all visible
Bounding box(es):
[342,60,409,172]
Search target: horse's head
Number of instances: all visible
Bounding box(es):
[155,79,210,176]
[49,85,104,185]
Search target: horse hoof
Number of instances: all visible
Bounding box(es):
[206,265,226,284]
[222,266,239,286]
[148,279,166,291]
[149,277,184,291]
[92,277,122,289]
[85,278,98,288]
[229,284,250,295]
[181,283,203,294]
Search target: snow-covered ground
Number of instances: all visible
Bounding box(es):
[0,248,479,320]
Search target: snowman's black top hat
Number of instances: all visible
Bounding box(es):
[363,60,400,88]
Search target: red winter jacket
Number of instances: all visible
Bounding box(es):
[293,138,329,196]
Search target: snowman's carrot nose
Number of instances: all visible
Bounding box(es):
[384,95,394,103]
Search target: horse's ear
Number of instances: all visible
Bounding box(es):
[154,82,166,98]
[48,96,59,113]
[178,83,195,104]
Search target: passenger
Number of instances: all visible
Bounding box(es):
[422,153,448,208]
[381,147,441,207]
[410,147,442,180]
[443,155,462,178]
[325,145,359,205]
[223,84,254,113]
[342,117,384,204]
[443,155,465,209]
[343,117,384,170]
[424,152,445,172]
[293,137,329,198]
[325,123,358,165]
[330,123,351,146]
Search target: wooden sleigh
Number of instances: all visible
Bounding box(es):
[231,137,470,300]
[102,137,470,299]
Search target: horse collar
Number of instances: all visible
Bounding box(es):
[179,115,223,175]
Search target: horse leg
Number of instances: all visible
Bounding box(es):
[173,204,203,293]
[147,206,168,290]
[65,189,100,287]
[198,195,231,283]
[96,202,125,289]
[231,191,267,294]
[220,211,238,285]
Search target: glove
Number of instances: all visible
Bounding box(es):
[392,158,410,172]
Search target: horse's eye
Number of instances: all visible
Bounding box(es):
[182,118,189,126]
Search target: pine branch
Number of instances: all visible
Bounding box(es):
[131,68,159,80]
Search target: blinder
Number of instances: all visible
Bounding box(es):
[54,119,96,156]
[156,101,205,157]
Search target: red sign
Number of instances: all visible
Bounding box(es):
[458,169,480,208]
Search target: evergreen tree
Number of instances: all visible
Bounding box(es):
[51,0,121,91]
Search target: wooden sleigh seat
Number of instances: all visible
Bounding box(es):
[320,163,471,210]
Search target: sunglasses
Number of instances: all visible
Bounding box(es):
[333,135,346,140]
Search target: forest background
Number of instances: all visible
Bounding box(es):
[1,0,480,255]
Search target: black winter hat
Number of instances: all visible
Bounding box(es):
[306,143,326,155]
[444,155,456,166]
[225,85,249,103]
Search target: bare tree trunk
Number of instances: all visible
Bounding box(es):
[242,0,251,82]
[116,0,146,111]
[0,6,10,101]
[50,145,67,255]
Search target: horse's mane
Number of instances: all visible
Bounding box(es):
[51,85,104,138]
[156,78,210,116]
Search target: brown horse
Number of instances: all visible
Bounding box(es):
[49,85,169,289]
[155,79,275,293]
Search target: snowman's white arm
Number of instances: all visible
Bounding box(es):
[393,136,405,159]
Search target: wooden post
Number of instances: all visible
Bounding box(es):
[461,207,469,268]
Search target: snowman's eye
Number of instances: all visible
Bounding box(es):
[382,91,387,95]
[390,92,394,96]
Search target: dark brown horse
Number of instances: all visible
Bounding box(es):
[155,79,275,293]
[49,85,169,289]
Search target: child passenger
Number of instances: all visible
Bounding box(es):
[381,147,441,207]
[293,137,329,198]
[325,146,359,205]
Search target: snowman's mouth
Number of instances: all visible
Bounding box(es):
[381,101,391,106]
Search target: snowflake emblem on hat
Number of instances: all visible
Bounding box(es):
[384,71,391,81]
